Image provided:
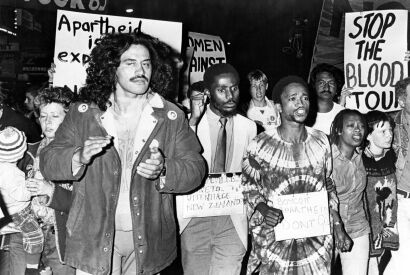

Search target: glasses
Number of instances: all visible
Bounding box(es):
[316,80,336,88]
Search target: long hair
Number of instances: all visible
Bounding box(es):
[329,109,367,147]
[79,32,177,111]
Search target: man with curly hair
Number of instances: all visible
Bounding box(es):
[40,32,206,275]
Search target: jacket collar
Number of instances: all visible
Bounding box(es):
[89,90,165,112]
[332,143,361,163]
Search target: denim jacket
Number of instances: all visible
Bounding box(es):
[40,94,206,275]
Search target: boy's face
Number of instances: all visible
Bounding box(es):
[249,79,268,102]
[367,121,393,150]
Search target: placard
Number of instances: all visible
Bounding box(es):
[344,10,408,113]
[188,32,226,84]
[177,173,244,218]
[53,10,182,92]
[272,191,330,241]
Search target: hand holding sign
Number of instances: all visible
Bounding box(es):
[256,202,284,227]
[339,85,353,107]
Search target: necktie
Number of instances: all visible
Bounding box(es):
[213,117,227,173]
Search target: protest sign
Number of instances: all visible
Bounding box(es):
[177,173,244,218]
[272,191,330,241]
[344,10,408,113]
[188,32,226,84]
[53,10,182,91]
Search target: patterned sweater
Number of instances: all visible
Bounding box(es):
[242,127,338,275]
[362,148,399,256]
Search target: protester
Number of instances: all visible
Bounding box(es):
[0,86,75,275]
[309,63,348,135]
[0,127,44,275]
[242,76,350,274]
[384,77,410,275]
[329,109,370,275]
[24,85,41,123]
[245,69,279,130]
[40,32,206,275]
[0,92,42,143]
[22,86,75,275]
[179,63,257,275]
[362,110,398,275]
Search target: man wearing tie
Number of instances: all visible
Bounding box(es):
[179,63,257,274]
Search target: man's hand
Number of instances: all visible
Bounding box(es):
[256,202,284,227]
[339,85,353,107]
[137,146,164,180]
[48,63,56,84]
[74,136,112,165]
[189,94,206,126]
[334,222,353,252]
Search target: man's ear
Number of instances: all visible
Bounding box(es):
[204,89,210,98]
[275,103,282,113]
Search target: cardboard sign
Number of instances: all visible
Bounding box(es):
[53,10,182,91]
[188,32,226,84]
[272,191,330,241]
[177,173,244,218]
[344,10,408,113]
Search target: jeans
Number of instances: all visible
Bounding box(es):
[0,229,75,275]
[0,233,27,275]
[339,234,369,275]
[181,215,246,275]
[384,195,410,275]
[77,230,136,275]
[42,228,75,275]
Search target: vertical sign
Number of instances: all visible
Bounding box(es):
[344,10,408,113]
[188,32,226,84]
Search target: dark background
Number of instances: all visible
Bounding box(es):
[0,0,323,101]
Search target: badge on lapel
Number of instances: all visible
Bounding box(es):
[167,110,177,120]
[78,104,89,113]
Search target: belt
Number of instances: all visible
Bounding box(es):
[397,189,410,198]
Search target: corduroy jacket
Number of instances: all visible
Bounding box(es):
[40,94,206,275]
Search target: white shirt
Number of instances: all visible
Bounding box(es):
[312,102,344,135]
[246,98,280,130]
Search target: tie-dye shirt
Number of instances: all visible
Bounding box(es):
[242,127,338,275]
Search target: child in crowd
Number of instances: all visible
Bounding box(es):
[362,110,399,275]
[0,126,43,275]
[329,109,370,275]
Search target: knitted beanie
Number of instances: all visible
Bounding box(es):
[0,126,27,162]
